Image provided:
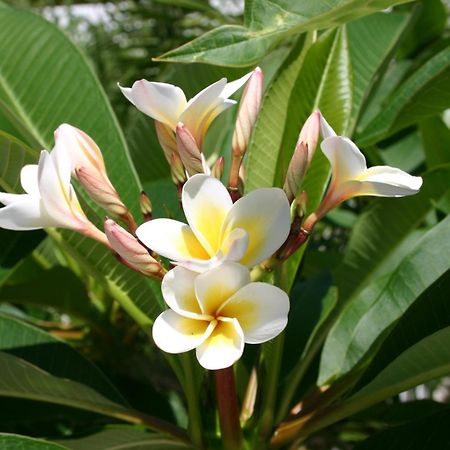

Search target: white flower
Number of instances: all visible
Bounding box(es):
[0,148,89,231]
[136,174,291,272]
[310,135,423,222]
[119,72,252,146]
[152,263,289,370]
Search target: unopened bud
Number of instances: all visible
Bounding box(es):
[76,166,128,218]
[140,191,152,222]
[155,121,178,163]
[283,142,308,203]
[176,123,204,176]
[104,218,164,279]
[232,67,264,158]
[298,111,321,164]
[211,156,224,179]
[170,152,187,186]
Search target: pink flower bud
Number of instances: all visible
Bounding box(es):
[75,166,128,219]
[155,121,178,163]
[232,67,264,158]
[105,218,164,279]
[298,111,321,164]
[176,123,204,176]
[211,156,224,180]
[170,152,187,186]
[283,142,308,203]
[140,191,152,222]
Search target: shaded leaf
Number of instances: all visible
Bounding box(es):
[0,434,68,450]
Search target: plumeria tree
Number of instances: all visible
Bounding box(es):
[0,1,449,450]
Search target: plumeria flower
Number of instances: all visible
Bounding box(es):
[153,262,289,370]
[304,135,423,229]
[119,72,252,148]
[0,147,107,245]
[136,174,291,272]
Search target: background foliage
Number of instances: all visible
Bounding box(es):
[0,0,449,449]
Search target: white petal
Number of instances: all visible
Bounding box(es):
[220,72,253,99]
[221,228,249,262]
[136,218,210,262]
[20,165,39,195]
[182,174,233,256]
[175,254,222,273]
[37,150,79,229]
[196,318,244,370]
[320,115,337,139]
[195,262,250,316]
[121,80,187,129]
[355,166,423,197]
[162,266,206,319]
[220,188,291,267]
[118,84,134,104]
[321,136,367,183]
[0,195,49,230]
[54,124,105,175]
[0,192,24,206]
[181,78,227,141]
[195,99,236,144]
[219,282,289,344]
[152,310,213,354]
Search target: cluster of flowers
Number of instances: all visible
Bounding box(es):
[0,68,422,370]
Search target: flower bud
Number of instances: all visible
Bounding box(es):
[140,191,152,222]
[232,67,264,158]
[211,156,224,180]
[170,152,187,187]
[283,141,308,203]
[75,166,128,218]
[298,111,321,164]
[176,123,204,176]
[155,120,178,162]
[105,218,164,279]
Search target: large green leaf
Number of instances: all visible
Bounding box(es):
[358,45,450,145]
[319,214,450,385]
[353,407,450,450]
[155,0,412,66]
[0,313,125,403]
[284,328,450,443]
[0,434,68,450]
[58,427,193,450]
[420,116,450,168]
[0,8,160,323]
[335,167,450,301]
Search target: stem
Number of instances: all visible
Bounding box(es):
[180,353,204,449]
[215,367,243,450]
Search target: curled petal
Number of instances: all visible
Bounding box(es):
[321,136,367,183]
[182,174,233,256]
[0,195,49,230]
[119,80,187,129]
[196,318,244,370]
[162,266,205,318]
[221,228,249,263]
[20,165,39,195]
[136,218,210,262]
[320,114,337,139]
[354,166,423,197]
[152,310,213,354]
[221,188,291,267]
[221,72,253,99]
[195,262,251,316]
[219,282,289,344]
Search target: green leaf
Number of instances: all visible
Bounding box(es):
[353,407,450,450]
[319,214,450,385]
[358,271,450,388]
[156,0,413,66]
[347,326,450,413]
[0,9,161,323]
[420,116,450,167]
[358,45,450,145]
[0,313,125,403]
[57,427,193,450]
[0,434,68,450]
[335,166,450,301]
